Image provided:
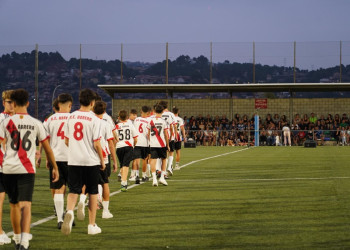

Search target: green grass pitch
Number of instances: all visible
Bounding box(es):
[2,146,350,249]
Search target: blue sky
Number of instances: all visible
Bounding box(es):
[0,0,349,69]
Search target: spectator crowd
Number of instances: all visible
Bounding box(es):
[183,113,350,146]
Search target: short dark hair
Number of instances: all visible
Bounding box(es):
[130,109,137,115]
[11,89,28,107]
[158,100,168,109]
[154,104,164,114]
[93,101,106,115]
[141,106,149,113]
[79,88,96,106]
[172,106,179,114]
[52,98,59,111]
[58,93,73,104]
[119,110,128,121]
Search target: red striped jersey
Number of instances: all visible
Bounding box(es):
[43,112,70,162]
[134,117,149,147]
[161,111,177,141]
[64,110,102,166]
[0,112,12,169]
[0,113,49,174]
[147,116,168,148]
[175,116,185,141]
[99,118,114,164]
[116,120,138,148]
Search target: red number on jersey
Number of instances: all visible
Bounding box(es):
[139,123,143,133]
[57,122,65,139]
[73,122,84,141]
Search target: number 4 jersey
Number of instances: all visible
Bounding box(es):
[43,112,70,162]
[64,110,102,166]
[0,113,49,174]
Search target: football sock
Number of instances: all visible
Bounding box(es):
[102,201,109,212]
[156,159,161,171]
[176,162,179,167]
[98,185,103,199]
[79,194,87,204]
[161,171,166,178]
[21,233,31,249]
[167,156,174,170]
[135,170,139,177]
[54,194,64,222]
[152,172,157,179]
[13,234,21,245]
[121,181,127,186]
[142,172,147,178]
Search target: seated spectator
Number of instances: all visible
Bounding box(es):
[196,114,204,124]
[204,114,212,125]
[273,114,280,125]
[229,120,236,131]
[294,113,301,124]
[242,115,249,126]
[266,113,273,125]
[335,127,341,144]
[342,113,349,123]
[237,134,248,146]
[219,128,228,146]
[309,113,317,129]
[340,119,348,128]
[220,115,229,129]
[196,130,204,146]
[325,114,333,129]
[292,126,300,146]
[198,120,205,130]
[303,114,310,128]
[307,129,314,140]
[275,131,282,146]
[226,133,235,146]
[234,113,240,123]
[260,128,267,146]
[298,130,306,145]
[203,126,212,146]
[340,127,347,145]
[237,119,245,133]
[334,114,341,124]
[266,124,275,146]
[212,127,218,146]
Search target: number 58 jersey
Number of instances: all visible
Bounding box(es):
[64,110,102,166]
[0,114,49,174]
[116,120,138,148]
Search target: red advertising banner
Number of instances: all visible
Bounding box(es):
[255,99,267,109]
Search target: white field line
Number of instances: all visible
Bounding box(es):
[168,176,350,182]
[6,147,250,237]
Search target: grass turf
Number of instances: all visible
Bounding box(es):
[2,146,350,249]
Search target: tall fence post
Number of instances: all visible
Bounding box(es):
[35,44,38,119]
[166,42,168,84]
[120,43,123,84]
[340,41,342,83]
[293,41,296,83]
[254,114,259,146]
[210,42,213,84]
[253,41,255,83]
[79,44,82,90]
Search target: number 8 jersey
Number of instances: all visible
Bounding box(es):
[116,120,138,148]
[0,113,49,174]
[64,110,102,166]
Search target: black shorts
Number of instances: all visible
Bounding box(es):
[50,161,68,190]
[133,146,149,160]
[3,174,35,203]
[175,141,182,150]
[169,141,175,152]
[68,165,100,195]
[117,147,133,167]
[99,162,110,184]
[0,173,4,193]
[150,147,167,159]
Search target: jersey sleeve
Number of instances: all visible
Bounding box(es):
[105,122,114,141]
[37,120,49,142]
[131,123,138,138]
[92,117,102,142]
[0,119,5,140]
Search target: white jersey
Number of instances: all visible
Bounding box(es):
[134,116,149,147]
[43,112,70,162]
[0,113,48,174]
[175,116,185,141]
[0,112,12,170]
[99,118,114,164]
[64,110,101,166]
[102,112,116,134]
[116,120,138,148]
[147,116,168,148]
[162,111,177,141]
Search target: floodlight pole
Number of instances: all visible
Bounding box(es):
[340,41,342,83]
[35,44,39,119]
[80,44,82,90]
[210,42,213,84]
[293,41,296,83]
[120,43,123,84]
[52,84,62,106]
[166,42,168,84]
